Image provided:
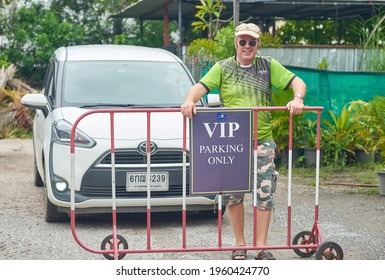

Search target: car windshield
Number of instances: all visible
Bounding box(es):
[62,60,196,107]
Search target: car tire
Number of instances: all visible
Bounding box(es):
[44,184,68,223]
[33,158,44,187]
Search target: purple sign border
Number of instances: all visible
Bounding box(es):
[190,109,253,195]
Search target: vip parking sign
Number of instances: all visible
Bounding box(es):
[190,109,253,194]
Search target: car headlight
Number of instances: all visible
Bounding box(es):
[52,119,96,148]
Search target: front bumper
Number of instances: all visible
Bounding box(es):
[47,141,219,212]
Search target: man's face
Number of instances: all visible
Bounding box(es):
[235,35,259,63]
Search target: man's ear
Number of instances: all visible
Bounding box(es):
[234,38,238,49]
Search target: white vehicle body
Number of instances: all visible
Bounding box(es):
[21,45,221,222]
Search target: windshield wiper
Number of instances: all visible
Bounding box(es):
[79,103,137,108]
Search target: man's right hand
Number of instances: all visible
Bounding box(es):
[180,100,196,119]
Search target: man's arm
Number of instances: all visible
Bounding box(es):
[286,76,306,115]
[180,83,208,119]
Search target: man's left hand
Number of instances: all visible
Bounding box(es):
[286,98,304,115]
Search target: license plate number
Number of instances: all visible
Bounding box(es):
[126,172,169,191]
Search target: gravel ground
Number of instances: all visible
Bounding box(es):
[0,138,384,260]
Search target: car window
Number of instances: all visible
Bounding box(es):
[41,62,55,106]
[62,61,196,107]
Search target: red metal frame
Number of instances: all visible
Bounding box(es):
[69,106,324,259]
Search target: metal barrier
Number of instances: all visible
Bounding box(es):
[69,106,344,260]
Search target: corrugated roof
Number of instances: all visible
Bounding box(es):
[111,0,385,21]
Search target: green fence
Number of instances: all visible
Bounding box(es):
[201,64,385,120]
[287,66,385,117]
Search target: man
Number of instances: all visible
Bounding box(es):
[181,23,306,260]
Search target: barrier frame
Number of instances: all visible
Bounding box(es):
[69,106,343,260]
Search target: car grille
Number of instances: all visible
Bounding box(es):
[99,149,189,165]
[79,148,191,198]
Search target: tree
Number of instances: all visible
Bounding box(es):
[0,0,135,86]
[1,2,88,85]
[191,0,225,39]
[351,8,385,71]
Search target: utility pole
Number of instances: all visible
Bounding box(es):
[234,0,240,27]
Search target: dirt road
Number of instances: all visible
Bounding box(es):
[0,138,384,260]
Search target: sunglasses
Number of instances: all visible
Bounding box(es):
[239,39,257,47]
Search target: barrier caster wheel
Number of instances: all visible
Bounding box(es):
[101,234,128,260]
[315,241,344,260]
[292,231,316,257]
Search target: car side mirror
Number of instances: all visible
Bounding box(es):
[21,93,49,116]
[207,94,221,107]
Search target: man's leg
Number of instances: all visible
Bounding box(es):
[254,140,276,260]
[256,208,271,250]
[227,202,246,246]
[254,208,275,259]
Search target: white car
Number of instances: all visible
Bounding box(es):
[21,44,223,222]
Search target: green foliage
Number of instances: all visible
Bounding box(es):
[214,24,235,59]
[271,88,292,150]
[0,0,132,86]
[273,97,385,168]
[350,96,385,161]
[259,32,282,48]
[271,88,307,152]
[112,33,132,45]
[350,7,385,71]
[317,58,329,70]
[187,23,235,67]
[1,2,89,85]
[187,38,219,67]
[136,20,178,48]
[0,88,33,139]
[350,7,385,48]
[321,105,360,167]
[270,89,291,150]
[0,0,11,8]
[364,49,385,71]
[301,117,317,149]
[0,53,9,68]
[277,19,360,45]
[191,0,225,39]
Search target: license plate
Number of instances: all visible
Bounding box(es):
[126,172,169,192]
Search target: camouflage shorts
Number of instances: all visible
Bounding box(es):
[223,140,277,210]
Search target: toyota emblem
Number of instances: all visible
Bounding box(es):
[138,141,157,155]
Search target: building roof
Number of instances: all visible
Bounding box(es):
[111,0,385,21]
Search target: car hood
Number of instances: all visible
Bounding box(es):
[58,107,188,141]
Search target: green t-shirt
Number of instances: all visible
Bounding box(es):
[199,55,295,141]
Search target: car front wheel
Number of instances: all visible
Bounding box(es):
[44,183,68,222]
[33,158,43,187]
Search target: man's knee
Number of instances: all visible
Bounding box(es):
[223,193,245,206]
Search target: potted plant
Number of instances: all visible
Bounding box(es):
[271,88,305,166]
[320,104,360,167]
[350,96,385,195]
[376,169,385,195]
[349,100,377,163]
[302,117,318,167]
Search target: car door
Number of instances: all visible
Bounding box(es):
[33,59,56,181]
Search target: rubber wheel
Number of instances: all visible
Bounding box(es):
[315,241,344,260]
[34,158,44,187]
[32,140,44,187]
[44,183,68,222]
[292,230,316,257]
[101,234,128,260]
